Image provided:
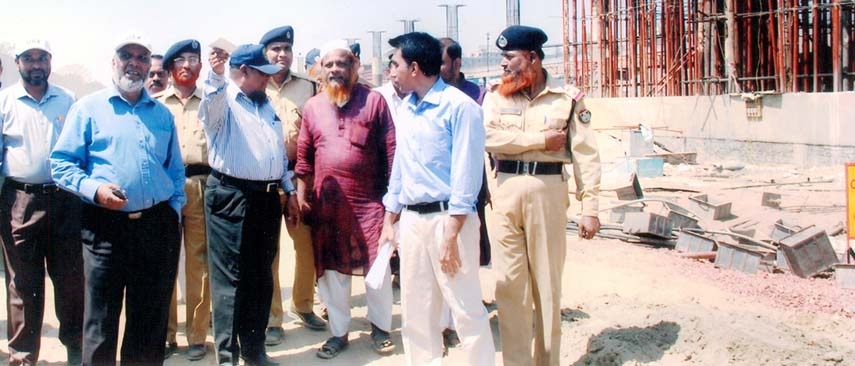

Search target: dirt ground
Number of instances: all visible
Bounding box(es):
[3,162,855,365]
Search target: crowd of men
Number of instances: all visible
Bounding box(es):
[0,23,601,366]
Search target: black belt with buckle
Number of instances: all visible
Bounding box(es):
[5,179,61,194]
[125,201,170,220]
[211,170,280,193]
[404,201,449,214]
[185,164,212,177]
[496,160,564,175]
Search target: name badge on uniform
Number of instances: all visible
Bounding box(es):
[500,107,522,116]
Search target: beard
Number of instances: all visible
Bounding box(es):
[247,90,268,105]
[115,75,145,94]
[21,70,48,87]
[322,71,357,107]
[173,69,199,88]
[498,66,538,97]
[113,66,144,94]
[324,81,352,107]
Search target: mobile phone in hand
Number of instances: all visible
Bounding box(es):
[112,188,127,200]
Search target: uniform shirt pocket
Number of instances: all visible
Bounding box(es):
[499,111,524,131]
[546,112,570,131]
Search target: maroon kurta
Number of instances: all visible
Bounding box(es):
[295,84,396,277]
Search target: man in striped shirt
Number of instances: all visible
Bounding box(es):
[198,44,296,366]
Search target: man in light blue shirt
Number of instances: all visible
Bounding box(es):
[379,32,495,366]
[50,34,186,365]
[0,38,84,366]
[199,44,296,366]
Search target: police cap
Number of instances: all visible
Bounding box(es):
[260,26,294,47]
[162,39,201,70]
[349,43,361,58]
[305,48,320,67]
[496,25,548,53]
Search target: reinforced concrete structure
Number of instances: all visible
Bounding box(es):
[565,0,855,97]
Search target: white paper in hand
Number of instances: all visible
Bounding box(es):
[365,241,394,290]
[209,37,236,54]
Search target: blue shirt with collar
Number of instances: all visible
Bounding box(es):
[198,71,295,192]
[382,78,485,215]
[0,82,75,184]
[50,86,187,215]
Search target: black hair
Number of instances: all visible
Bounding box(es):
[438,37,462,61]
[151,54,164,60]
[388,32,442,77]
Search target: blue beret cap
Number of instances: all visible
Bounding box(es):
[305,48,320,67]
[496,25,548,52]
[260,26,294,47]
[349,43,361,58]
[230,44,282,75]
[162,39,201,70]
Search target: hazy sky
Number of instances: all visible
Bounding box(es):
[0,0,564,85]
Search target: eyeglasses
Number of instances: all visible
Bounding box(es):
[173,56,200,66]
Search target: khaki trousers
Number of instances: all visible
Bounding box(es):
[167,175,212,346]
[269,197,316,327]
[489,173,569,366]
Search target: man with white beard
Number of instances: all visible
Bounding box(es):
[50,34,186,365]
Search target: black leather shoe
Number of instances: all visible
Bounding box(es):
[291,307,327,330]
[67,346,83,366]
[164,342,179,360]
[242,353,280,366]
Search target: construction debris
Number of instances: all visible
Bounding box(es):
[646,152,698,165]
[675,231,717,254]
[678,251,717,261]
[687,194,732,221]
[761,192,782,209]
[614,173,643,201]
[666,209,699,230]
[714,242,775,275]
[777,226,839,279]
[622,212,673,239]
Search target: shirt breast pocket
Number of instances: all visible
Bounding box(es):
[193,128,207,147]
[499,112,524,131]
[546,113,569,130]
[349,121,371,148]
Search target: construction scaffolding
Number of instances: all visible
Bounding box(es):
[566,0,855,97]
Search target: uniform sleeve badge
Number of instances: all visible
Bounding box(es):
[578,109,592,123]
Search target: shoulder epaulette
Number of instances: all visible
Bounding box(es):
[289,73,317,85]
[486,78,502,92]
[564,85,585,101]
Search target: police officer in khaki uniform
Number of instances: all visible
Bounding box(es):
[259,26,325,346]
[157,39,212,361]
[483,25,601,366]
